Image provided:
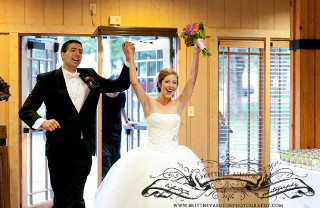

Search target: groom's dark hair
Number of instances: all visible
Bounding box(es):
[61,40,82,53]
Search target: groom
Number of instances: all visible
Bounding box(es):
[19,40,134,208]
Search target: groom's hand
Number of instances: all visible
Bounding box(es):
[41,119,61,131]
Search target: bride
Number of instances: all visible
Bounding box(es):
[94,40,219,208]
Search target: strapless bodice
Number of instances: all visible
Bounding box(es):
[146,113,180,152]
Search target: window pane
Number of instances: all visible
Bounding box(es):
[32,60,39,76]
[218,42,264,175]
[139,50,156,59]
[40,60,47,74]
[158,50,163,59]
[138,62,147,76]
[48,50,53,60]
[270,44,290,163]
[139,78,147,91]
[157,61,163,71]
[148,61,157,76]
[33,49,46,59]
[147,78,156,93]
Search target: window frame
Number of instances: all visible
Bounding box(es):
[218,39,266,176]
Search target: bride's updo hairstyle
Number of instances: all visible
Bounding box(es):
[155,68,179,93]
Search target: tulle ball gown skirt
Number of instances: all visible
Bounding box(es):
[94,145,219,208]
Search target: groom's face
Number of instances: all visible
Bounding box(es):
[61,43,83,71]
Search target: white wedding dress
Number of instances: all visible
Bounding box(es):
[94,113,219,208]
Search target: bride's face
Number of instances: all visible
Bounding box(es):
[160,74,178,98]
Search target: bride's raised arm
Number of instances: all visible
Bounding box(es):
[177,40,201,110]
[123,42,151,113]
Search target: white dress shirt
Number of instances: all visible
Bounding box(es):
[62,67,90,112]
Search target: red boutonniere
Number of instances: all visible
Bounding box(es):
[85,76,95,83]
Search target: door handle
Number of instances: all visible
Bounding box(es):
[23,127,31,133]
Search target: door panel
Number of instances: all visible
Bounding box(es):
[21,37,58,207]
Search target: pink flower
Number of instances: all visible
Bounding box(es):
[185,24,194,35]
[85,76,95,82]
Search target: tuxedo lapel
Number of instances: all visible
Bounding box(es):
[55,67,79,114]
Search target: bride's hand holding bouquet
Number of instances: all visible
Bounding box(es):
[180,22,211,56]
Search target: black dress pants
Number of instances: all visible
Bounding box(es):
[47,140,92,208]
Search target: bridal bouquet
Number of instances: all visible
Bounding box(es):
[180,22,211,56]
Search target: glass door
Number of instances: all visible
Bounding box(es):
[21,36,99,208]
[101,36,176,155]
[20,36,58,207]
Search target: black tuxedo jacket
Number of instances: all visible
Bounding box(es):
[19,65,131,157]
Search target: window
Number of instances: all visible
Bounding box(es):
[218,40,265,175]
[269,41,290,163]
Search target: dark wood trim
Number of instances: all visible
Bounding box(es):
[0,146,10,208]
[98,26,177,37]
[0,125,6,146]
[289,39,320,50]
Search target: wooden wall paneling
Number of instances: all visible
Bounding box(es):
[5,0,24,24]
[185,47,192,149]
[189,47,208,160]
[137,0,156,26]
[82,0,101,27]
[189,0,208,26]
[8,33,21,208]
[178,40,188,146]
[208,36,219,174]
[0,35,9,125]
[306,0,315,39]
[205,37,211,161]
[315,0,320,39]
[119,0,138,26]
[155,0,174,27]
[316,50,320,148]
[25,0,44,25]
[315,0,320,148]
[274,0,290,30]
[208,0,225,28]
[100,0,120,26]
[301,50,315,148]
[264,37,271,168]
[240,0,258,29]
[289,0,296,148]
[0,34,11,124]
[225,0,241,28]
[64,0,83,26]
[0,0,5,24]
[292,0,301,39]
[257,0,275,30]
[291,50,300,148]
[44,0,64,25]
[172,0,188,28]
[290,0,318,149]
[100,0,109,26]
